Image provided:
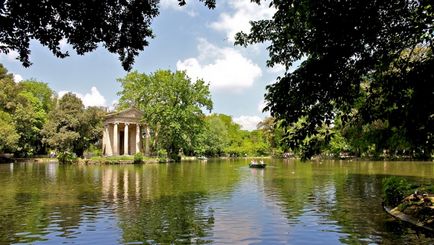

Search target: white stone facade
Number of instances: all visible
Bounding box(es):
[102,108,144,156]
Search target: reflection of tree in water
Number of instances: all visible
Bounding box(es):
[263,161,317,220]
[119,192,214,244]
[329,173,434,244]
[0,191,50,243]
[316,161,434,243]
[0,163,103,243]
[263,161,434,244]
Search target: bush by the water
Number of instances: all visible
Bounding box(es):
[57,151,78,164]
[133,152,143,164]
[382,176,413,207]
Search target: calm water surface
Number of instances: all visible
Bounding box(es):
[1,159,434,244]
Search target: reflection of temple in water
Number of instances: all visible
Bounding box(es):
[101,166,162,204]
[102,168,137,203]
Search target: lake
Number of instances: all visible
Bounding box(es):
[1,159,433,244]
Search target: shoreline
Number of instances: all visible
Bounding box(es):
[1,155,432,164]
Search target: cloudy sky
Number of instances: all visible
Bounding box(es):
[0,0,285,130]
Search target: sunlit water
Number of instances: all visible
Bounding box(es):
[1,159,434,244]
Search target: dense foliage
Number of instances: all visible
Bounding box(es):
[0,110,19,153]
[0,65,55,156]
[0,64,276,160]
[118,70,213,161]
[117,69,283,159]
[236,0,433,160]
[1,61,431,160]
[383,177,410,207]
[42,93,105,161]
[0,0,216,70]
[0,64,105,161]
[195,114,272,157]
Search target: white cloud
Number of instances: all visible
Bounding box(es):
[159,0,180,9]
[233,115,262,131]
[0,50,19,62]
[257,99,266,113]
[210,0,275,42]
[13,74,23,83]
[109,100,118,112]
[58,86,107,107]
[58,90,69,99]
[176,39,262,92]
[257,99,271,116]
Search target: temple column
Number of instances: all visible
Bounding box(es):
[113,122,119,155]
[102,124,107,155]
[124,123,129,155]
[103,124,111,155]
[136,124,140,154]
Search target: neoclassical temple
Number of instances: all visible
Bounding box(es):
[102,108,144,156]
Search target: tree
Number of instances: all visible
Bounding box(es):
[13,90,47,156]
[236,0,433,159]
[42,93,106,160]
[0,0,216,70]
[0,65,55,156]
[82,106,106,151]
[0,110,19,153]
[118,70,213,161]
[19,80,56,113]
[0,64,18,113]
[194,114,229,157]
[257,117,292,157]
[13,80,55,156]
[42,93,84,159]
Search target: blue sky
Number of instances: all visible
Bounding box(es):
[0,0,285,130]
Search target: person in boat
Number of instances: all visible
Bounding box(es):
[260,160,264,165]
[251,160,257,165]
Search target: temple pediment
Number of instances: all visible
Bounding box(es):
[106,108,143,119]
[104,108,144,125]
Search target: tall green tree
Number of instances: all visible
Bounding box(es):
[0,110,19,153]
[257,117,291,157]
[194,114,229,157]
[0,65,19,154]
[19,80,56,113]
[236,0,433,159]
[82,106,106,150]
[0,65,55,156]
[42,93,84,157]
[43,93,105,157]
[118,70,213,161]
[42,93,105,159]
[13,80,55,156]
[0,64,18,113]
[13,90,47,156]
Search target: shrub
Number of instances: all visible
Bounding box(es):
[133,152,144,164]
[382,176,412,207]
[157,149,167,158]
[57,151,78,164]
[84,144,102,158]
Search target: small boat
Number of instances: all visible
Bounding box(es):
[249,161,266,168]
[383,203,434,232]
